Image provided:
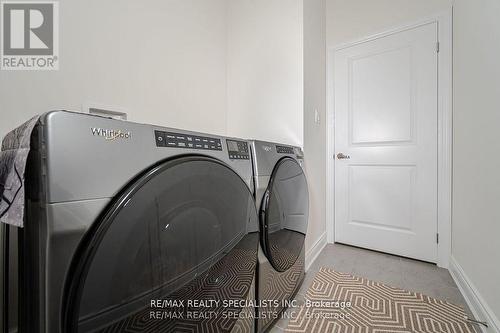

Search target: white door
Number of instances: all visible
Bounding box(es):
[334,23,438,262]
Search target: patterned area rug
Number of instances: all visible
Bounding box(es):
[286,268,477,333]
[87,234,258,333]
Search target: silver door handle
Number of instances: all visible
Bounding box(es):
[336,153,350,160]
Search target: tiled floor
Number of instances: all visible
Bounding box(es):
[270,243,470,332]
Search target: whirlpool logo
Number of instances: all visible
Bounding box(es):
[91,127,131,141]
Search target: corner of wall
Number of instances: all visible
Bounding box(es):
[305,232,327,271]
[449,256,500,333]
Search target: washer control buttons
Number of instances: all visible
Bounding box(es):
[155,131,165,147]
[154,130,222,151]
[276,145,294,154]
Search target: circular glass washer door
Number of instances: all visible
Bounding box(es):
[63,156,259,333]
[260,157,309,272]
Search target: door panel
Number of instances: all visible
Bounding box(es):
[64,156,259,333]
[349,165,415,231]
[334,23,438,262]
[350,47,414,144]
[262,158,308,272]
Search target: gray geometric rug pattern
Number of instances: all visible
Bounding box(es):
[286,268,477,333]
[97,235,258,333]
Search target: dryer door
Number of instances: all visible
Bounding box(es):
[63,156,258,333]
[261,157,309,272]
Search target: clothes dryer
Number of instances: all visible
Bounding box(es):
[1,111,258,333]
[248,141,309,332]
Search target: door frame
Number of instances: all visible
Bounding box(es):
[326,9,453,268]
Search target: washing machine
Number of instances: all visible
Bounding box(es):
[0,111,259,333]
[249,140,309,332]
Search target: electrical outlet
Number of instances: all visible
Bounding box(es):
[83,103,128,120]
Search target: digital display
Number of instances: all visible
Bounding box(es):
[227,140,239,152]
[226,140,249,160]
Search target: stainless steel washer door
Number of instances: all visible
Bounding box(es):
[260,157,309,272]
[63,156,258,333]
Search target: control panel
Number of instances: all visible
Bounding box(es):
[276,145,294,154]
[155,130,222,151]
[227,140,250,160]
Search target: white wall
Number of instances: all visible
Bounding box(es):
[0,0,228,139]
[1,0,307,144]
[303,0,327,253]
[326,0,451,47]
[453,0,500,323]
[226,0,304,146]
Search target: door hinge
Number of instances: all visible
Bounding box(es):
[436,42,440,53]
[436,233,439,244]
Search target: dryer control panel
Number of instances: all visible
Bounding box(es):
[227,140,249,160]
[155,130,223,151]
[276,145,294,154]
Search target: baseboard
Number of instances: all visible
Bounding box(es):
[449,256,500,333]
[305,232,327,272]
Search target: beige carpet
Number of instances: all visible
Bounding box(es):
[286,268,477,333]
